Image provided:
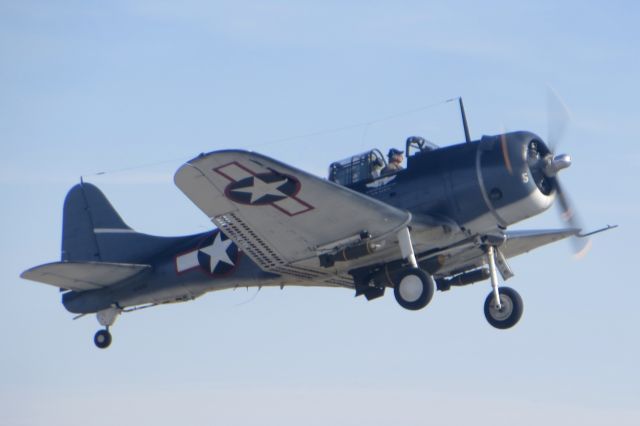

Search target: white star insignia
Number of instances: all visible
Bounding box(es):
[199,233,234,273]
[232,176,288,204]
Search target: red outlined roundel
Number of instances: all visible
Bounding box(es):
[214,161,314,216]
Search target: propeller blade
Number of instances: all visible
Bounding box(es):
[545,87,589,257]
[546,86,571,151]
[553,178,591,258]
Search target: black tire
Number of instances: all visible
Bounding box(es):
[484,286,523,329]
[393,268,435,311]
[94,329,112,349]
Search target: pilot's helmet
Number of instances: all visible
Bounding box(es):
[388,148,404,159]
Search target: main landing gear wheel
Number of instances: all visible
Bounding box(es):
[484,286,523,329]
[94,329,112,349]
[393,268,435,311]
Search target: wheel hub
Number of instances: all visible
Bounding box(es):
[488,295,513,321]
[398,275,423,302]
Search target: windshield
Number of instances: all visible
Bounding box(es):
[406,136,439,157]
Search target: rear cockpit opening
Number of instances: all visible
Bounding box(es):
[328,149,385,186]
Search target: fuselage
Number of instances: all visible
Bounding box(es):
[61,230,284,313]
[62,131,556,314]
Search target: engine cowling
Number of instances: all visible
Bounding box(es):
[449,131,556,233]
[479,131,556,226]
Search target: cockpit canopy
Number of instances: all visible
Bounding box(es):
[328,149,386,186]
[328,136,439,186]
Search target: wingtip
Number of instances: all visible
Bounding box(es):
[19,266,38,281]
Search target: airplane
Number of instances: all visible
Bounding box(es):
[21,98,615,348]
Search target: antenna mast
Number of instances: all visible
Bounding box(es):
[459,97,471,143]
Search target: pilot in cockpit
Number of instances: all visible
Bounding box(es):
[381,148,404,175]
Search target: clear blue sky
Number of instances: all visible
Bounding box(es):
[1,1,638,425]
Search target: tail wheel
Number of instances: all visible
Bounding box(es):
[393,268,435,311]
[94,329,112,349]
[484,286,523,329]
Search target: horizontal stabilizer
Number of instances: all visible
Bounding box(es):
[21,262,151,292]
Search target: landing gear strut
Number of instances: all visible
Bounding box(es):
[483,245,523,329]
[93,307,121,349]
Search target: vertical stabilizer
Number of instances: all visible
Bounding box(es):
[61,183,131,262]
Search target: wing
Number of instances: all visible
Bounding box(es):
[21,261,151,292]
[502,228,581,258]
[431,228,580,276]
[175,150,412,284]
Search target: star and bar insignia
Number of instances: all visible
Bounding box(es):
[215,161,314,216]
[175,231,238,276]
